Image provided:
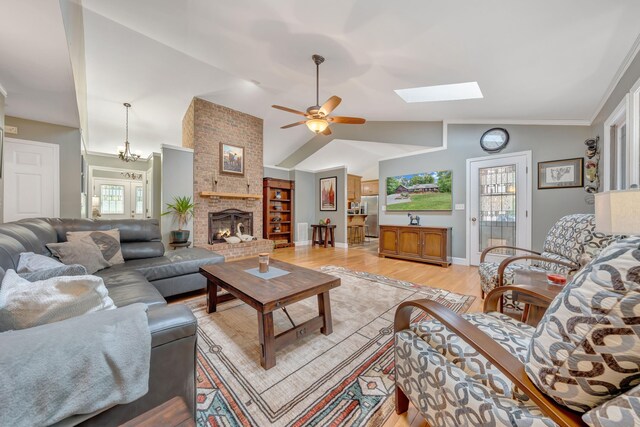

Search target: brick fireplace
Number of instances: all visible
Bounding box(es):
[183,98,272,259]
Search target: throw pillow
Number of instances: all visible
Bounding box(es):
[18,264,88,282]
[0,269,116,331]
[46,238,110,274]
[525,236,640,413]
[66,229,125,266]
[16,252,63,273]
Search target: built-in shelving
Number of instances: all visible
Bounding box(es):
[263,178,295,249]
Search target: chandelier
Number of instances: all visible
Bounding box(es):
[117,102,141,162]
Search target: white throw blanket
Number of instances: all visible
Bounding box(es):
[0,303,151,427]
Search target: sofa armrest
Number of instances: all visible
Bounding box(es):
[147,304,197,348]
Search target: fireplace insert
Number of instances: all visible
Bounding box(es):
[208,209,253,244]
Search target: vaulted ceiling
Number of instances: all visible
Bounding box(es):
[2,1,640,167]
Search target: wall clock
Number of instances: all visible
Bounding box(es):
[480,128,509,152]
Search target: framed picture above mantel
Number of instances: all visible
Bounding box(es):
[220,143,245,176]
[537,157,584,189]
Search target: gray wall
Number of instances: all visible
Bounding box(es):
[161,146,194,246]
[263,166,290,180]
[149,153,162,220]
[379,124,593,259]
[293,169,315,242]
[4,116,82,219]
[315,167,347,244]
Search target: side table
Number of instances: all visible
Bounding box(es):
[311,224,336,248]
[512,270,565,326]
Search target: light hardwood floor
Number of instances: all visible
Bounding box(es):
[176,242,482,427]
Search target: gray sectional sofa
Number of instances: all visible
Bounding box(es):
[0,218,224,426]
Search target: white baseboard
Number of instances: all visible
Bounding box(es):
[452,257,469,266]
[335,242,348,249]
[294,240,311,246]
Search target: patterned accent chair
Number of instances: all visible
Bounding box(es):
[478,213,617,311]
[395,236,640,427]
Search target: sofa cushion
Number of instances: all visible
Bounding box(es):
[110,248,224,282]
[95,268,165,307]
[47,238,111,274]
[120,241,165,261]
[526,236,640,413]
[67,229,125,265]
[19,264,88,282]
[17,252,63,273]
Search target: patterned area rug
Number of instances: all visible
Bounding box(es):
[188,266,475,427]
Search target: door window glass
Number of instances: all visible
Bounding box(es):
[479,165,517,255]
[100,185,125,214]
[135,187,144,214]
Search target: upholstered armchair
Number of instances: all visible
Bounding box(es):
[395,236,640,427]
[478,213,616,311]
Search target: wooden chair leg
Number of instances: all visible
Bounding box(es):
[481,289,485,299]
[395,385,409,414]
[521,303,530,323]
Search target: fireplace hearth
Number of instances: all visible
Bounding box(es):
[208,209,253,244]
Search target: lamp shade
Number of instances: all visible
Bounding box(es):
[594,189,640,235]
[306,119,329,134]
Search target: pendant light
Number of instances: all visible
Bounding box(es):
[117,103,141,162]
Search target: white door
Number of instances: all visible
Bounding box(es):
[467,152,531,266]
[3,138,59,222]
[94,178,145,220]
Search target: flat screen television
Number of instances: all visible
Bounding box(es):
[385,170,452,211]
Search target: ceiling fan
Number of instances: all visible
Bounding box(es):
[272,54,366,135]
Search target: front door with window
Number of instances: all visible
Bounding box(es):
[468,152,531,266]
[93,178,145,220]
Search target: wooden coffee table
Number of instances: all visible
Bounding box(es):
[199,258,341,369]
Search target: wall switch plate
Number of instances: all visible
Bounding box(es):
[455,203,465,210]
[5,126,17,134]
[381,205,386,211]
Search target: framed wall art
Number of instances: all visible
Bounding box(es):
[219,143,245,176]
[319,176,337,211]
[538,157,584,189]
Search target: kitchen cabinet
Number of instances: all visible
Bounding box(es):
[378,225,451,267]
[361,179,379,196]
[347,174,362,202]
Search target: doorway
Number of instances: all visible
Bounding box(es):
[90,166,146,220]
[467,151,531,266]
[3,138,60,222]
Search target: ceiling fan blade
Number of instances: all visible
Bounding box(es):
[319,96,342,116]
[280,121,306,129]
[272,105,308,116]
[328,116,366,124]
[321,126,332,135]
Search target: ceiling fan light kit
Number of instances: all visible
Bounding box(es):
[272,54,366,135]
[306,118,329,134]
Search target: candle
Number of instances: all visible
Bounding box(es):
[259,253,269,273]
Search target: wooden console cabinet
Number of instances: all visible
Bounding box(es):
[379,225,452,267]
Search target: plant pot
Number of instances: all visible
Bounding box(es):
[170,230,190,244]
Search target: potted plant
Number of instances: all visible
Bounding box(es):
[162,195,194,243]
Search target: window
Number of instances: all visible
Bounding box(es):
[135,187,144,215]
[100,184,125,214]
[604,95,630,191]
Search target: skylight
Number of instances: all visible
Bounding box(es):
[395,82,483,103]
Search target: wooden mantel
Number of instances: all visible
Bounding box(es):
[199,191,263,200]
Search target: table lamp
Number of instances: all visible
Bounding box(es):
[594,189,640,235]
